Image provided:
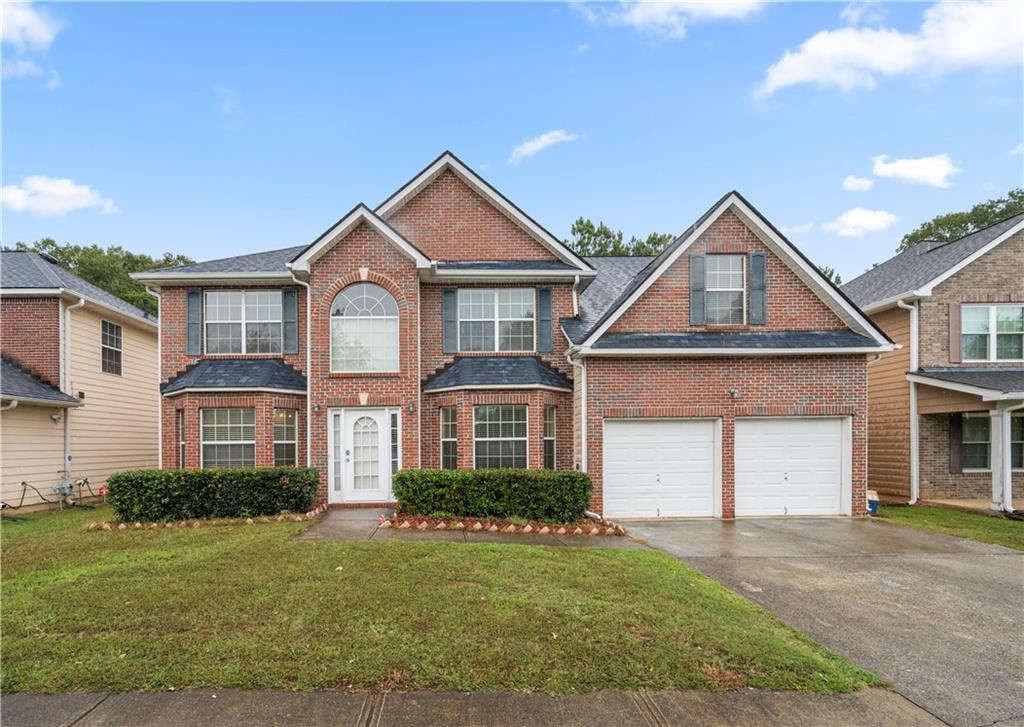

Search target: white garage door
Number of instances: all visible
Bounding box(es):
[735,418,844,517]
[603,419,716,518]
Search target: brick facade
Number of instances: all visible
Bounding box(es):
[609,211,848,334]
[585,356,868,517]
[1,296,62,387]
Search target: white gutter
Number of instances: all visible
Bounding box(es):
[905,375,1023,402]
[131,272,294,285]
[422,384,573,395]
[63,297,85,481]
[575,345,894,357]
[0,395,81,408]
[896,298,920,505]
[1,400,18,412]
[288,268,313,468]
[571,275,580,317]
[994,402,1024,513]
[862,292,925,315]
[145,286,164,469]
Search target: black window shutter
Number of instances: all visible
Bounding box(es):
[442,288,458,354]
[748,253,766,325]
[537,288,553,352]
[949,414,963,474]
[186,289,202,356]
[689,254,706,325]
[282,289,299,354]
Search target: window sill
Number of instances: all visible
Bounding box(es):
[202,353,291,358]
[962,469,991,474]
[327,372,403,379]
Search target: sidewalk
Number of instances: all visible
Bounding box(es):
[2,688,940,726]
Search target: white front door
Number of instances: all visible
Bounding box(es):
[603,418,718,518]
[734,417,846,516]
[329,408,394,503]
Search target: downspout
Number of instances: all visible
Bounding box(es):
[565,349,587,472]
[146,286,163,468]
[1,400,18,412]
[896,299,920,505]
[63,297,85,481]
[289,269,313,468]
[995,402,1024,513]
[571,275,580,317]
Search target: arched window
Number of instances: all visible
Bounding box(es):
[330,283,399,372]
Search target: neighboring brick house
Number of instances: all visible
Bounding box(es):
[843,214,1024,512]
[135,152,891,518]
[1,252,160,508]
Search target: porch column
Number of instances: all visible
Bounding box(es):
[990,408,1004,512]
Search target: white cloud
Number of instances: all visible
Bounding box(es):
[3,59,59,89]
[842,175,875,191]
[576,42,590,54]
[781,222,814,235]
[756,1,1023,97]
[508,129,581,165]
[2,175,120,216]
[840,1,886,26]
[872,153,961,188]
[2,2,60,50]
[824,208,898,237]
[576,1,762,40]
[1010,143,1024,156]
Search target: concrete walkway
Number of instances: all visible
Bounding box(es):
[2,688,940,726]
[627,517,1024,727]
[295,508,643,548]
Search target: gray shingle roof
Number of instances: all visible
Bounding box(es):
[422,356,572,392]
[561,256,654,344]
[842,213,1024,309]
[161,359,307,395]
[144,245,307,275]
[1,357,81,406]
[590,330,879,349]
[912,367,1024,395]
[1,251,153,324]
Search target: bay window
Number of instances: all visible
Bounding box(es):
[474,405,528,469]
[273,409,297,466]
[543,405,556,469]
[458,289,535,352]
[440,407,458,469]
[201,408,255,468]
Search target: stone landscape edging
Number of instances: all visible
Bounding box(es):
[381,513,627,536]
[85,504,328,532]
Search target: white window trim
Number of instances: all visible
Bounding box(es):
[457,289,537,353]
[961,412,992,473]
[440,406,458,469]
[472,404,529,469]
[177,409,186,469]
[273,409,298,466]
[101,320,123,376]
[961,304,1024,363]
[705,254,746,326]
[329,286,400,374]
[390,409,401,476]
[543,405,556,469]
[199,407,257,469]
[203,290,284,355]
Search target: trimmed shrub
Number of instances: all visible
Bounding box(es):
[393,469,592,523]
[106,467,319,522]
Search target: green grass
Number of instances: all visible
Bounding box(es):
[1,506,880,694]
[878,505,1024,551]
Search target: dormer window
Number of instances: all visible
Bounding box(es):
[705,255,745,325]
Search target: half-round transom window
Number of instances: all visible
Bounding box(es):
[330,283,399,372]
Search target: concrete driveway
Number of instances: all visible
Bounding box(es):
[626,517,1024,727]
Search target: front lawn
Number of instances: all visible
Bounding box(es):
[878,505,1024,551]
[1,506,880,694]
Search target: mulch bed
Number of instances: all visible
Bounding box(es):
[381,513,627,536]
[85,504,328,531]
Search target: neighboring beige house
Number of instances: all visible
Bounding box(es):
[843,214,1024,513]
[1,251,159,509]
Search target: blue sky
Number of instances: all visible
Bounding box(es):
[3,1,1022,280]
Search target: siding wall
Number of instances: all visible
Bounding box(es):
[67,307,159,488]
[865,306,912,500]
[0,404,67,506]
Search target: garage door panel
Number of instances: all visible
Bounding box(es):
[735,418,844,517]
[604,419,716,518]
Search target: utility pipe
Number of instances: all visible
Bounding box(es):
[896,298,920,505]
[289,270,313,468]
[146,286,163,468]
[63,297,85,481]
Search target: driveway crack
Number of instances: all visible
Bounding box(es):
[68,693,110,726]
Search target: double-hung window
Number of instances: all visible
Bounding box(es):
[204,291,283,354]
[273,409,297,466]
[458,289,535,352]
[962,304,1024,361]
[705,255,745,325]
[440,407,458,469]
[201,408,256,468]
[474,405,527,469]
[961,413,991,471]
[543,405,556,469]
[101,321,123,375]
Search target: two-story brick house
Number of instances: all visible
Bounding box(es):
[135,152,892,518]
[843,214,1024,513]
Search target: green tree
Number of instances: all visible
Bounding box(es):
[818,265,842,286]
[565,218,673,257]
[8,239,193,316]
[898,188,1024,252]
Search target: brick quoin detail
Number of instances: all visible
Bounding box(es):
[585,356,868,518]
[1,296,62,387]
[383,170,558,262]
[610,210,848,334]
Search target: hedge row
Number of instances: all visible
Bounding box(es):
[106,468,319,522]
[393,468,592,523]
